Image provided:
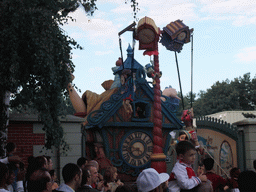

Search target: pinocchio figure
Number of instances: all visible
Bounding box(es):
[181,108,203,154]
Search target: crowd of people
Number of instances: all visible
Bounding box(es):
[1,141,256,192]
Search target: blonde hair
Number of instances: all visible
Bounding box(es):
[104,166,117,182]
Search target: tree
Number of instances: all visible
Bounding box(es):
[176,91,196,117]
[0,0,139,156]
[192,73,256,117]
[231,73,254,110]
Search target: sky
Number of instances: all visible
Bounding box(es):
[62,0,256,98]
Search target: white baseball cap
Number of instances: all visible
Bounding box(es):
[136,168,169,192]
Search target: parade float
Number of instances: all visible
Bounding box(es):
[67,16,243,182]
[67,17,197,182]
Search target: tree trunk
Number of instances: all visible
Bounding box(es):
[0,90,10,157]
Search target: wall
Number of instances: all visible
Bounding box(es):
[233,118,256,171]
[8,113,85,182]
[7,122,45,167]
[206,111,256,124]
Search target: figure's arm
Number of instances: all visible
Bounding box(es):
[67,82,86,113]
[190,108,194,118]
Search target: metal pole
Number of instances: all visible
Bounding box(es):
[175,51,184,110]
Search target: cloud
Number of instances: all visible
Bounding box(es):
[62,7,119,46]
[199,0,256,26]
[111,4,134,14]
[136,1,198,26]
[235,47,256,62]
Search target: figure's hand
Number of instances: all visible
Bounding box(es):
[97,181,104,191]
[103,183,110,192]
[98,173,103,181]
[116,179,124,186]
[198,174,207,182]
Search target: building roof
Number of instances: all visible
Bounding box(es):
[9,113,85,123]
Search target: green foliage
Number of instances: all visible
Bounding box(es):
[125,0,140,19]
[0,0,139,152]
[192,73,256,117]
[0,0,81,151]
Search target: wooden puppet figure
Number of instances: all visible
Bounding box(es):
[181,108,203,153]
[120,69,136,116]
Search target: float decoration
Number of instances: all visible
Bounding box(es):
[135,16,160,56]
[160,20,193,53]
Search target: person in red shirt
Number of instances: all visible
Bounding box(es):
[203,158,227,192]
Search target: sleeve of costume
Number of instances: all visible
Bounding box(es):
[173,163,201,190]
[16,181,24,192]
[0,157,9,164]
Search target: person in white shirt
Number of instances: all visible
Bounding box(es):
[57,163,82,192]
[6,163,25,192]
[0,162,9,192]
[168,141,208,192]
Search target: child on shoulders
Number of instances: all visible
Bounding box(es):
[168,141,208,192]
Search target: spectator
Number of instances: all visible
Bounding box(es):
[238,170,256,192]
[6,163,25,192]
[27,168,52,192]
[25,156,48,186]
[103,166,123,192]
[136,168,169,192]
[168,141,207,192]
[203,157,227,191]
[44,156,53,171]
[87,160,104,190]
[0,162,10,192]
[253,160,256,172]
[87,161,99,172]
[77,168,99,192]
[6,143,16,157]
[57,163,82,192]
[77,157,89,170]
[226,167,240,192]
[85,164,105,191]
[49,170,59,190]
[114,184,132,192]
[197,180,213,192]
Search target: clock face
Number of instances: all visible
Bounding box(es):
[120,131,153,168]
[177,31,186,41]
[137,29,155,44]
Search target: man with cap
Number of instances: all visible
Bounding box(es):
[136,168,169,192]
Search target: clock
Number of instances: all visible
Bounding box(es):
[120,131,153,168]
[177,31,186,41]
[137,28,156,44]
